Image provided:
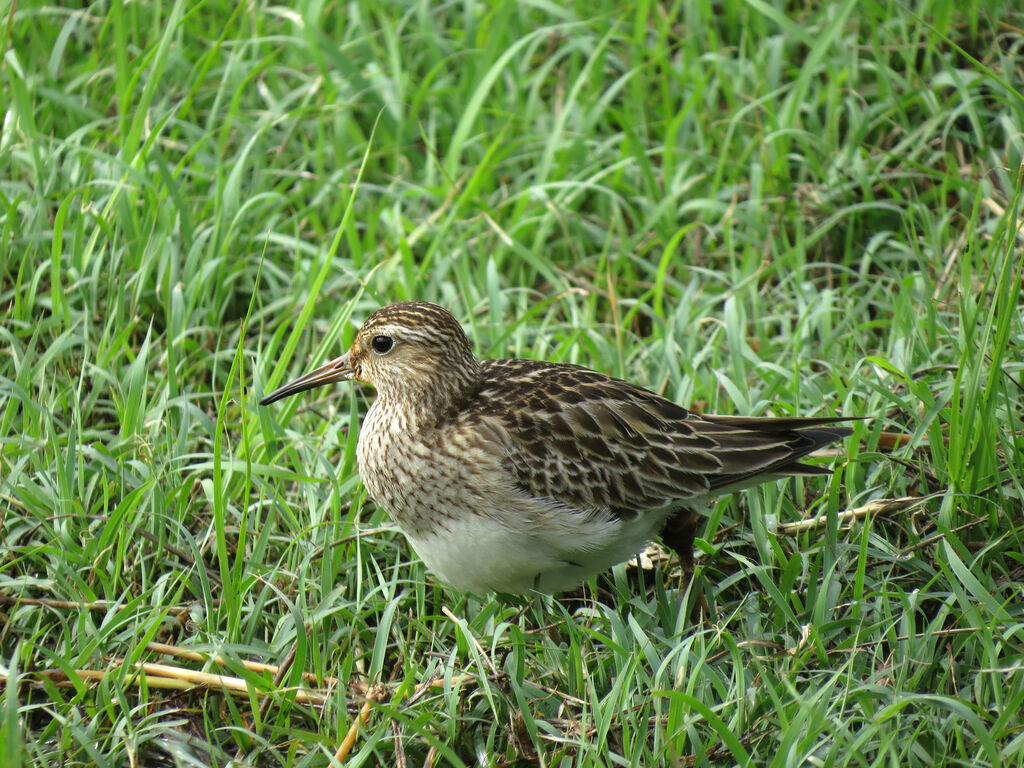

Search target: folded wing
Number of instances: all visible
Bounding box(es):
[470,359,852,518]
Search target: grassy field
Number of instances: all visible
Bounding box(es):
[2,0,1023,765]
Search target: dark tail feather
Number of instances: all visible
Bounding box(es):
[700,416,858,493]
[699,415,862,432]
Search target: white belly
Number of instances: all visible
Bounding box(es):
[404,504,671,594]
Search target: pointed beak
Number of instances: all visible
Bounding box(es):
[260,352,355,405]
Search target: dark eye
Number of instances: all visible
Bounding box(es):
[371,335,394,354]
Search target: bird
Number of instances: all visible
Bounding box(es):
[261,301,853,597]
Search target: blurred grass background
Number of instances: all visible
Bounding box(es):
[2,0,1023,765]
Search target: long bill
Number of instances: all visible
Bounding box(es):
[260,352,355,405]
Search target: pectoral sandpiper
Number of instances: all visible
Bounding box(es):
[261,301,853,595]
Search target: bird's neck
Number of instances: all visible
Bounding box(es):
[373,357,483,431]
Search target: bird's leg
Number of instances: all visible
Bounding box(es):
[660,510,709,619]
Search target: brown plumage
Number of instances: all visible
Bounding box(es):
[261,301,853,595]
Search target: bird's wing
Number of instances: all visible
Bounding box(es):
[469,359,852,517]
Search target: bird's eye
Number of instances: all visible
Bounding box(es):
[371,335,395,354]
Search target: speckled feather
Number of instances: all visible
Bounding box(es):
[261,301,854,594]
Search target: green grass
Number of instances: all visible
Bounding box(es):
[2,0,1023,765]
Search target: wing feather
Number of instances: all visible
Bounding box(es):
[458,359,852,518]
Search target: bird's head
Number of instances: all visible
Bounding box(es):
[260,301,481,409]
